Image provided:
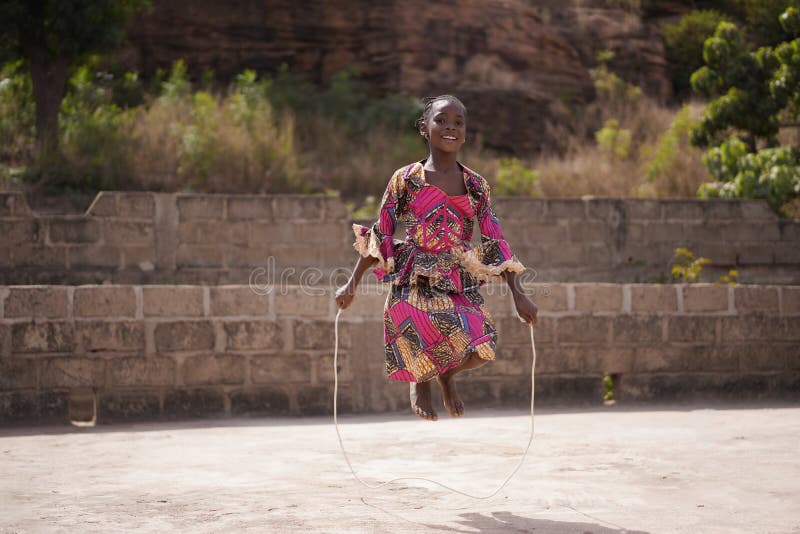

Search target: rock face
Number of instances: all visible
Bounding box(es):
[116,0,688,154]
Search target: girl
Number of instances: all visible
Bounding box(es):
[335,95,538,421]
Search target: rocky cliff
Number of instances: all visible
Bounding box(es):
[115,0,689,154]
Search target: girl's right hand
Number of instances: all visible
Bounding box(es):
[335,281,356,310]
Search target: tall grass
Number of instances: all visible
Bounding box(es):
[0,56,714,203]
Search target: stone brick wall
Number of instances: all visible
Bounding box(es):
[1,283,797,424]
[1,191,799,285]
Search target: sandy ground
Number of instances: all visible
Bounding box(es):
[1,404,799,534]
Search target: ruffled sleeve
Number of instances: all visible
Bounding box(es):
[454,177,525,283]
[352,169,406,279]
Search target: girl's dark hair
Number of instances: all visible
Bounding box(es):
[415,94,467,130]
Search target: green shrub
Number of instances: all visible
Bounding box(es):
[494,157,540,196]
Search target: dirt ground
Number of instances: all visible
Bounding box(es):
[1,403,799,533]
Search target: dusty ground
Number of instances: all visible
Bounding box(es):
[1,404,799,533]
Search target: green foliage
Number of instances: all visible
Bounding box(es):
[697,137,800,214]
[596,119,632,160]
[494,157,541,197]
[742,0,800,45]
[671,247,711,283]
[0,61,34,161]
[717,269,739,285]
[0,0,149,64]
[603,373,615,403]
[663,10,732,97]
[644,105,696,182]
[590,50,643,106]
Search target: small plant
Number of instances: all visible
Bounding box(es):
[603,373,615,404]
[671,247,711,283]
[717,269,739,286]
[494,157,541,197]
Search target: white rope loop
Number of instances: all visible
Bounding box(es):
[332,306,537,499]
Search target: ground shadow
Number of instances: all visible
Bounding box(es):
[424,511,649,533]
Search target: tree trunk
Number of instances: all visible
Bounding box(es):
[29,56,70,157]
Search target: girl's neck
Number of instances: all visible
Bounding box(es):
[423,149,459,173]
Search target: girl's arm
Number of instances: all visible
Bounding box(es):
[503,264,538,325]
[335,253,378,310]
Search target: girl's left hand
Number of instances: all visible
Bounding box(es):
[513,294,538,325]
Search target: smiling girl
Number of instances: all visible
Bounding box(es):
[335,95,538,421]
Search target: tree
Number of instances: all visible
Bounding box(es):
[690,7,800,214]
[0,0,147,156]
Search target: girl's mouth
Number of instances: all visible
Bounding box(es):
[442,135,457,141]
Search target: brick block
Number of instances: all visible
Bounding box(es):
[68,246,119,269]
[116,193,155,218]
[584,348,635,374]
[773,243,800,263]
[497,316,553,344]
[182,354,245,385]
[625,200,663,221]
[735,245,773,265]
[628,222,686,242]
[612,315,663,344]
[143,286,204,317]
[75,321,145,352]
[273,287,331,318]
[719,316,789,341]
[293,320,334,350]
[783,287,800,315]
[154,321,215,352]
[122,246,157,271]
[175,244,224,268]
[667,316,717,343]
[12,246,67,268]
[227,197,274,220]
[209,286,269,316]
[86,192,116,216]
[297,385,350,415]
[517,223,567,244]
[737,343,791,372]
[1,220,41,245]
[229,387,291,415]
[546,200,585,219]
[226,245,273,268]
[632,346,691,372]
[74,286,136,317]
[48,218,101,243]
[704,201,742,220]
[338,286,388,319]
[251,353,310,383]
[557,316,610,343]
[163,388,225,417]
[178,220,248,245]
[12,321,74,353]
[567,221,611,243]
[721,222,780,242]
[104,221,155,245]
[734,286,779,314]
[177,195,224,220]
[685,346,739,372]
[740,201,777,221]
[663,201,704,221]
[39,357,105,388]
[574,284,622,312]
[630,285,677,313]
[224,320,283,350]
[0,358,37,389]
[526,284,567,313]
[108,356,176,386]
[5,287,68,318]
[682,285,729,312]
[273,196,325,221]
[98,391,161,421]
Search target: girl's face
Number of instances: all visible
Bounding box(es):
[420,100,466,154]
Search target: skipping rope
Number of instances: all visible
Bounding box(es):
[332,306,537,500]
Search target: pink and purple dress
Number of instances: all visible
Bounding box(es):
[352,159,526,383]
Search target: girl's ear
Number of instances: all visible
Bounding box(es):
[419,124,429,139]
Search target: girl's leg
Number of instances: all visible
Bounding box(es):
[436,351,487,417]
[410,380,438,421]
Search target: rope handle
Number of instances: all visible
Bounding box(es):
[332,306,537,499]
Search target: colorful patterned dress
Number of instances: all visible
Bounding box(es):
[352,159,526,383]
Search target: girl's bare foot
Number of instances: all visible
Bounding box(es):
[410,381,437,421]
[436,373,465,418]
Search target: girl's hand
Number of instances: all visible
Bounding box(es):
[513,293,538,325]
[335,280,357,310]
